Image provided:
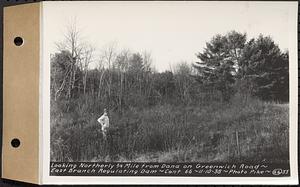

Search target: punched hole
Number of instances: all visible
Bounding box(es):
[11,138,21,148]
[14,37,23,46]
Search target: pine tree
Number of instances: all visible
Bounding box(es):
[240,35,289,101]
[194,31,246,101]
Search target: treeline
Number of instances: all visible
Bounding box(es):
[51,30,288,113]
[51,49,202,112]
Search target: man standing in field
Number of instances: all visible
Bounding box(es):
[97,108,109,140]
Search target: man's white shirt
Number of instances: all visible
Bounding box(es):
[97,113,109,131]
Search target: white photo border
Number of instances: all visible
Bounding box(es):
[41,1,298,185]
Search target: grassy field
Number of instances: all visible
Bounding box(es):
[50,95,289,163]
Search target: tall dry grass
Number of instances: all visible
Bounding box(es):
[50,94,289,163]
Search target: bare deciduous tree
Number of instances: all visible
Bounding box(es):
[55,21,85,100]
[99,42,118,105]
[79,44,95,96]
[115,49,130,112]
[97,55,106,99]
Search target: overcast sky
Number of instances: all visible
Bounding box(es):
[43,1,296,72]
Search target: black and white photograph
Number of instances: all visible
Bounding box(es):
[43,1,297,181]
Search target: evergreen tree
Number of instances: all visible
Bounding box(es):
[194,32,289,102]
[194,31,246,101]
[240,35,289,101]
